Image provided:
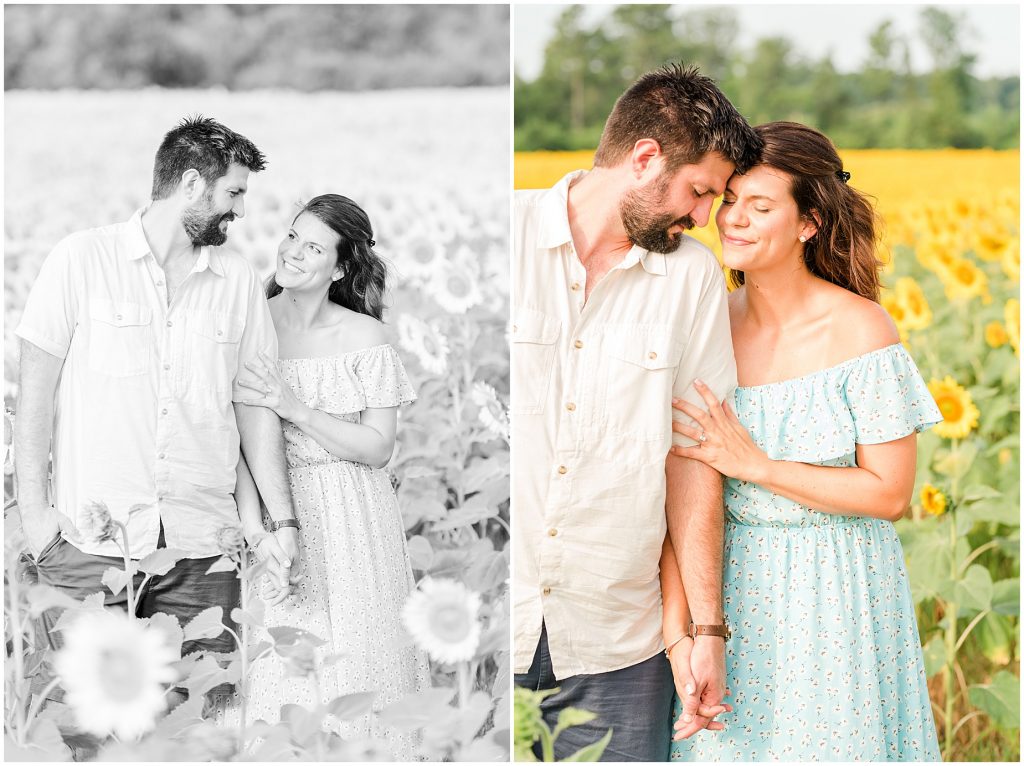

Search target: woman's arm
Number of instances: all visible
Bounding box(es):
[234,452,294,605]
[236,350,397,468]
[672,380,917,521]
[290,405,397,469]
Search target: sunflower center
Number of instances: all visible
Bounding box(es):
[98,647,147,702]
[427,604,472,643]
[413,243,435,265]
[938,396,964,421]
[447,273,471,299]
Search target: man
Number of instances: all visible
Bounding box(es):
[512,65,762,760]
[14,115,298,708]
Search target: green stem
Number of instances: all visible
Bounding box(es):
[538,725,555,762]
[114,522,135,618]
[959,540,999,576]
[22,677,61,736]
[238,554,248,754]
[6,553,27,746]
[942,511,959,760]
[955,609,990,653]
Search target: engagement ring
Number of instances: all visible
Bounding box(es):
[698,431,708,443]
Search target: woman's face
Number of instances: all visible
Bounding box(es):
[715,165,815,274]
[275,211,342,293]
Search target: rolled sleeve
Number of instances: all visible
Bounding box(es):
[15,237,81,359]
[231,268,278,402]
[671,267,737,448]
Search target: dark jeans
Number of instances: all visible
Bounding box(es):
[31,526,240,703]
[515,623,675,762]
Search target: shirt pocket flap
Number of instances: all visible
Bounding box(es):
[196,313,244,343]
[512,307,560,345]
[89,299,152,328]
[605,328,679,370]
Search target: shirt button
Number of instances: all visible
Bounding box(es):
[548,528,558,537]
[573,339,583,349]
[161,408,168,416]
[163,363,171,371]
[570,282,581,291]
[566,402,576,411]
[115,314,123,321]
[557,465,567,475]
[216,330,223,336]
[648,351,658,360]
[542,587,551,596]
[166,320,173,327]
[158,453,166,460]
[156,280,164,287]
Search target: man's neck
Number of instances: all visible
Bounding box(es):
[140,203,197,268]
[565,169,634,268]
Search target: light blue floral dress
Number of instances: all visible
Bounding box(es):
[670,343,942,762]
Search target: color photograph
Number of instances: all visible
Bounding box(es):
[513,4,1018,761]
[4,4,510,761]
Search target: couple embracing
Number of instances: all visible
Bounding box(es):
[15,116,427,756]
[512,64,942,761]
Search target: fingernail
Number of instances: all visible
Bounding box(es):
[683,714,693,723]
[686,684,695,694]
[672,397,680,404]
[695,378,705,386]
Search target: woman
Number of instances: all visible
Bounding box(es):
[220,194,429,758]
[665,122,941,761]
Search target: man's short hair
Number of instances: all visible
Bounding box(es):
[151,115,267,200]
[593,63,761,174]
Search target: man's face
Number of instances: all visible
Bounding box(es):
[182,163,249,247]
[619,151,734,253]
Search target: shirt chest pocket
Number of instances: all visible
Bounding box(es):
[511,307,561,415]
[187,311,244,394]
[88,299,152,377]
[600,325,682,440]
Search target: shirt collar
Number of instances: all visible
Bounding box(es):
[127,207,225,277]
[536,170,667,277]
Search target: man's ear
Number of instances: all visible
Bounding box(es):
[630,138,663,180]
[181,169,205,202]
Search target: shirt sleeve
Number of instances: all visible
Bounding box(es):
[14,236,82,359]
[231,265,278,402]
[671,262,738,448]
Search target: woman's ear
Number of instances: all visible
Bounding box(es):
[801,209,822,241]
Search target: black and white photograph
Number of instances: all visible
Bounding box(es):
[4,4,510,761]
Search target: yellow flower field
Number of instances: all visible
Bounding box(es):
[517,148,1020,761]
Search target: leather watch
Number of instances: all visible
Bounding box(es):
[270,518,300,532]
[687,620,731,641]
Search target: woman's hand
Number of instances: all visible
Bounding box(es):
[237,351,307,424]
[670,379,772,483]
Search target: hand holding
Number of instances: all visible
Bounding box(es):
[670,635,732,740]
[237,352,306,423]
[670,380,770,483]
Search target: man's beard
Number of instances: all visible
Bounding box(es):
[183,195,235,247]
[619,175,695,254]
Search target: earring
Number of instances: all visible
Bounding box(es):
[799,235,807,243]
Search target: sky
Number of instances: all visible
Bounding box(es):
[513,2,1021,80]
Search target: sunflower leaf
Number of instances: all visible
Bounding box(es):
[100,566,132,597]
[324,691,376,721]
[183,606,226,641]
[138,548,188,577]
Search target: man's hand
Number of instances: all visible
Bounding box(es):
[674,635,730,739]
[19,503,78,558]
[670,635,731,740]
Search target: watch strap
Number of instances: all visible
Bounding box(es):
[270,518,300,532]
[687,621,731,640]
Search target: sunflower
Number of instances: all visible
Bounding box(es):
[54,609,179,740]
[972,221,1011,263]
[895,277,932,331]
[920,484,948,517]
[1005,298,1020,356]
[880,293,908,341]
[928,376,980,440]
[941,257,990,304]
[1001,239,1019,282]
[402,578,482,665]
[427,246,484,314]
[985,321,1009,349]
[471,381,509,441]
[79,500,118,544]
[399,232,445,279]
[396,313,450,375]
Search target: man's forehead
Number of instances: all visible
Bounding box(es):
[217,163,250,189]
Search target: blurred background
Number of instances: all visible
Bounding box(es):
[514,3,1019,763]
[5,4,510,761]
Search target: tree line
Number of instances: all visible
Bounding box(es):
[4,4,509,91]
[515,5,1019,150]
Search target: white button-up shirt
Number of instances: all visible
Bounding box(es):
[15,209,277,559]
[513,171,737,678]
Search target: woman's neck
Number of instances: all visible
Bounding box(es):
[741,259,821,329]
[277,288,336,331]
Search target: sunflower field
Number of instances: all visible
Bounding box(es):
[4,88,510,760]
[516,149,1020,761]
